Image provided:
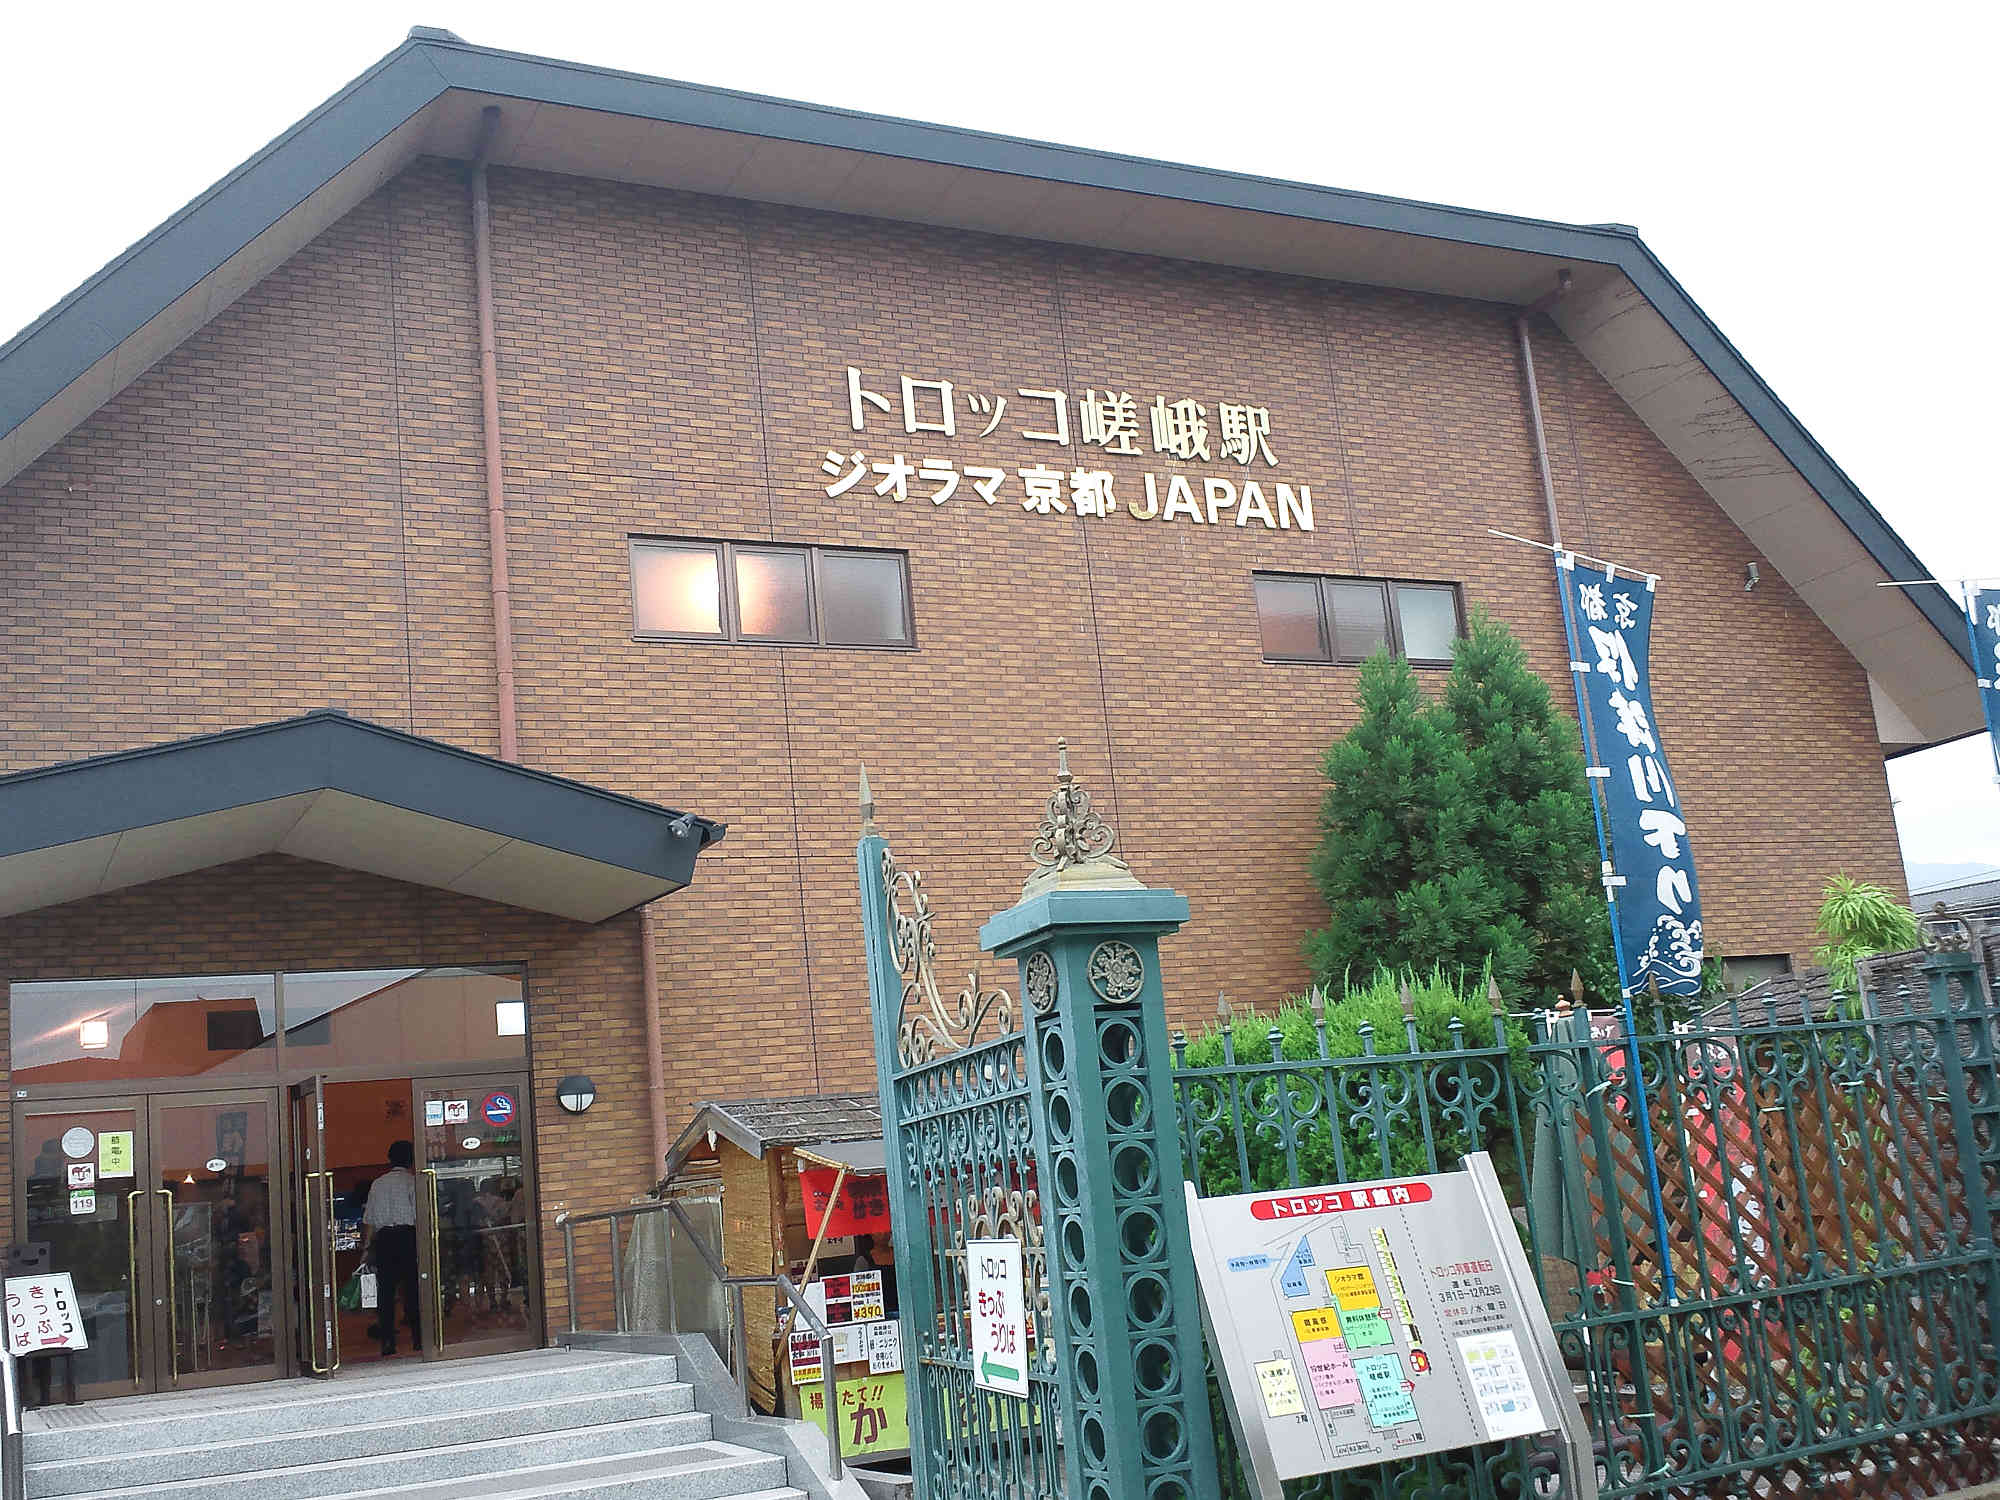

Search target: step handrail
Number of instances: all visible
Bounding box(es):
[3,1346,25,1500]
[553,1198,843,1478]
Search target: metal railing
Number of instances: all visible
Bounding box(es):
[4,1347,25,1500]
[554,1198,843,1477]
[1171,964,2000,1500]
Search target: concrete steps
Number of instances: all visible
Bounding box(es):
[21,1349,803,1500]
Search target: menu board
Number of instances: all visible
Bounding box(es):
[1185,1154,1593,1499]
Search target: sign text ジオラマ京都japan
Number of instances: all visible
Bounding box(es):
[1185,1155,1595,1500]
[820,366,1318,532]
[967,1238,1030,1398]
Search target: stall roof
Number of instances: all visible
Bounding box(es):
[666,1093,883,1176]
[793,1139,888,1176]
[0,709,724,923]
[0,27,1976,748]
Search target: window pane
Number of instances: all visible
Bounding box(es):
[1396,585,1459,661]
[632,543,723,635]
[280,966,527,1069]
[1253,576,1326,659]
[820,552,910,646]
[734,548,813,641]
[9,975,277,1087]
[1327,581,1390,661]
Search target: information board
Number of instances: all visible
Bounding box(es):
[5,1272,88,1355]
[1185,1154,1593,1499]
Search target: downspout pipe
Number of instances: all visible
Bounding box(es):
[641,902,671,1175]
[1514,268,1572,551]
[469,105,519,763]
[465,108,673,1172]
[464,115,674,1179]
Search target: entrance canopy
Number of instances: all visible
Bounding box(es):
[0,710,725,923]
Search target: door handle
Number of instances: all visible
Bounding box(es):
[423,1167,443,1350]
[321,1171,340,1371]
[153,1189,178,1386]
[301,1165,321,1375]
[303,1170,334,1374]
[125,1190,144,1389]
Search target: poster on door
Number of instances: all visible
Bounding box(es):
[98,1132,134,1178]
[214,1110,248,1171]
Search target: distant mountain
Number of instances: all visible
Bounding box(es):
[1908,860,2000,894]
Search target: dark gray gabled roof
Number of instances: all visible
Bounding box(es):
[0,709,724,923]
[665,1094,882,1176]
[0,29,1977,746]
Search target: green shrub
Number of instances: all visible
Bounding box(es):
[1304,613,1616,1012]
[1812,875,1923,1004]
[1176,967,1529,1196]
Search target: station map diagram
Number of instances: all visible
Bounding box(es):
[1186,1157,1575,1484]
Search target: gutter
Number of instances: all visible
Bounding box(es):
[468,104,519,763]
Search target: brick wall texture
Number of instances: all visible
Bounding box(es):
[1,158,1908,1319]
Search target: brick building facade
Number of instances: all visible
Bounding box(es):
[0,32,1976,1393]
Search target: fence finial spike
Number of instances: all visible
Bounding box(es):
[1217,990,1231,1022]
[1308,984,1326,1017]
[1399,979,1416,1022]
[1487,974,1504,1014]
[1021,736,1136,897]
[1563,968,1583,1015]
[858,763,877,836]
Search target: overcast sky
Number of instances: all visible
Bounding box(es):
[4,2,1995,888]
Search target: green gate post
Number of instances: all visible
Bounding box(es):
[856,774,948,1500]
[979,743,1222,1500]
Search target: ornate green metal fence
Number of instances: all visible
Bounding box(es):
[1175,930,2000,1500]
[860,757,1999,1500]
[860,753,1220,1500]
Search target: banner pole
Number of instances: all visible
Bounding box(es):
[1552,552,1678,1301]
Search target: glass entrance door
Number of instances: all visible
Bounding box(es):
[11,1091,284,1396]
[287,1075,338,1374]
[413,1074,537,1360]
[11,1101,148,1400]
[144,1091,283,1389]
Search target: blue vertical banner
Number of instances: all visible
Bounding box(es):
[1969,586,2000,777]
[1557,558,1705,996]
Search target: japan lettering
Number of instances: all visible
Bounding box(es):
[1564,559,1704,996]
[824,366,1314,531]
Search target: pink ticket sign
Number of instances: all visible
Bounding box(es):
[1302,1337,1359,1408]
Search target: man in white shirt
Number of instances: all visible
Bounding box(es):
[360,1140,421,1356]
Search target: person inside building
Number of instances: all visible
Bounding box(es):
[359,1140,420,1356]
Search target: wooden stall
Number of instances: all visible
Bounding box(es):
[661,1093,907,1464]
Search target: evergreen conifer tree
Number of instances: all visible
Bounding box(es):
[1305,610,1615,1005]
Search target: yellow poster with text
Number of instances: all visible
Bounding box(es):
[802,1371,908,1457]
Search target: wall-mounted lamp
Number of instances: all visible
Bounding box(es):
[556,1075,596,1114]
[1745,562,1761,592]
[77,1019,110,1050]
